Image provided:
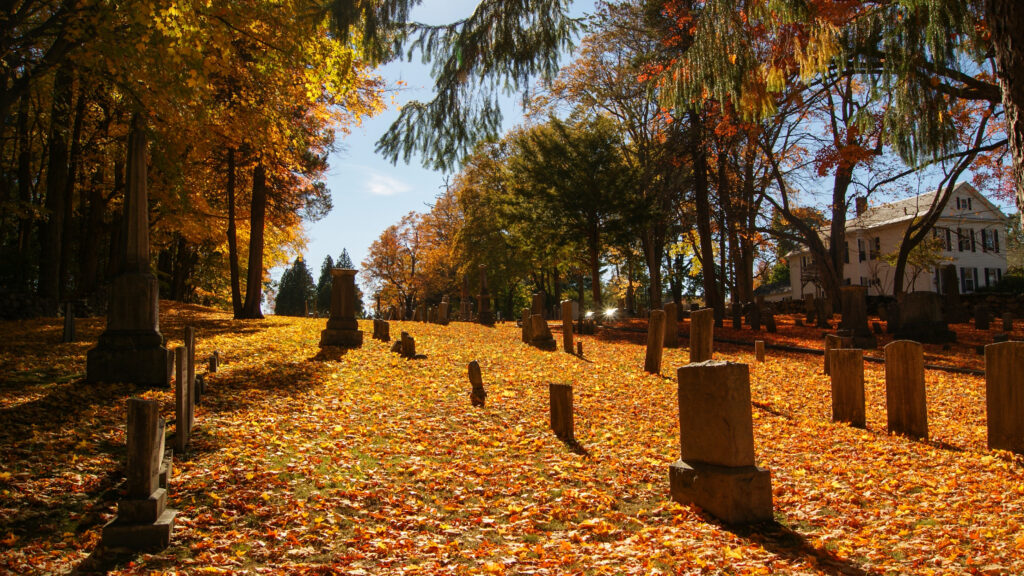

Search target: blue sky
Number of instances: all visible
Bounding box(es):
[283,1,597,288]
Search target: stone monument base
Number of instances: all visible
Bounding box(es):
[669,460,773,524]
[87,331,172,387]
[101,508,177,550]
[530,337,557,352]
[851,334,877,349]
[319,329,363,348]
[478,311,494,326]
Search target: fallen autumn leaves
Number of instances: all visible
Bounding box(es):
[0,302,1022,575]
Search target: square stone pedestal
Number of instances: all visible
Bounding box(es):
[101,507,177,550]
[320,328,363,348]
[87,333,173,387]
[669,460,773,524]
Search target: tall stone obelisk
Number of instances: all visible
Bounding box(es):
[87,115,173,387]
[319,269,363,348]
[477,264,494,326]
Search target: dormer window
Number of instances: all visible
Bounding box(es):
[955,196,973,210]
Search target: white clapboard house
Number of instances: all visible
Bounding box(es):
[787,182,1011,298]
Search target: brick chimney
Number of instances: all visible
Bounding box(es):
[855,197,868,217]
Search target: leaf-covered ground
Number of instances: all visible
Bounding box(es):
[1,303,1022,575]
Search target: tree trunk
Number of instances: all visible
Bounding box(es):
[38,65,73,303]
[691,111,722,320]
[16,93,32,262]
[240,160,267,319]
[79,165,105,297]
[587,231,602,309]
[226,148,242,316]
[59,85,86,300]
[987,0,1024,225]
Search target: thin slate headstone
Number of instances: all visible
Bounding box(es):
[975,305,992,330]
[1003,312,1013,332]
[561,300,574,354]
[940,264,966,322]
[549,383,574,443]
[184,327,196,430]
[754,340,765,362]
[468,361,486,407]
[690,308,714,363]
[895,291,955,343]
[645,310,666,374]
[208,351,219,373]
[669,361,773,524]
[985,341,1024,454]
[521,308,532,343]
[884,340,928,440]
[174,346,191,454]
[401,332,416,359]
[829,348,866,428]
[765,311,777,333]
[532,292,546,316]
[530,314,557,351]
[438,297,450,326]
[823,334,852,375]
[576,341,583,357]
[664,302,679,348]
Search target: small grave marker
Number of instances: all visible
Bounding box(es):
[754,340,765,362]
[664,302,678,348]
[976,305,992,330]
[689,308,714,363]
[549,383,574,443]
[645,310,666,373]
[174,346,191,454]
[884,340,928,439]
[829,348,866,428]
[823,334,852,375]
[530,314,557,351]
[468,361,486,407]
[985,341,1024,454]
[561,301,574,354]
[62,301,75,343]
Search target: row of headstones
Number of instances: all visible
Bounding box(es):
[102,328,222,551]
[825,338,1024,453]
[465,356,773,524]
[411,296,451,325]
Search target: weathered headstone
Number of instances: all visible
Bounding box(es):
[402,332,416,358]
[823,334,852,375]
[549,383,574,442]
[468,361,486,407]
[765,310,777,333]
[839,286,875,347]
[102,398,177,550]
[319,269,363,348]
[749,299,762,332]
[645,310,666,374]
[985,341,1024,454]
[184,327,196,430]
[87,116,173,387]
[208,350,219,373]
[690,308,714,363]
[886,301,901,334]
[669,361,773,524]
[754,340,765,362]
[195,374,204,406]
[884,340,928,440]
[940,264,966,323]
[460,276,472,321]
[561,300,574,354]
[174,347,191,454]
[438,296,450,326]
[530,314,557,351]
[895,292,956,343]
[732,308,743,330]
[62,301,75,343]
[417,303,427,323]
[829,348,866,428]
[975,305,992,330]
[664,302,679,348]
[804,294,816,324]
[521,308,532,343]
[532,292,545,316]
[815,296,830,329]
[1003,312,1014,332]
[576,341,583,357]
[476,264,494,326]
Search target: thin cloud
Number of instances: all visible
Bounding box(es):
[365,171,411,197]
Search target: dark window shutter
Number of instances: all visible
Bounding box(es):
[994,230,1000,253]
[960,267,967,293]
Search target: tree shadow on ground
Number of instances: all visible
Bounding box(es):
[728,518,876,576]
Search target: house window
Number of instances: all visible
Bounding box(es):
[869,237,880,260]
[943,228,952,251]
[984,268,1005,287]
[844,278,852,285]
[857,239,866,262]
[970,229,977,252]
[956,197,973,210]
[960,267,978,293]
[957,228,966,252]
[981,229,1001,253]
[860,276,869,287]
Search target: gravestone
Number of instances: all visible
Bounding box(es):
[208,350,219,373]
[174,346,192,454]
[895,291,956,343]
[975,305,992,330]
[804,295,816,324]
[940,264,966,322]
[985,341,1024,454]
[839,286,875,347]
[521,308,532,343]
[195,374,204,406]
[664,302,679,348]
[468,361,486,407]
[549,383,574,442]
[732,309,743,330]
[1003,312,1013,332]
[885,301,901,333]
[645,310,666,374]
[754,340,765,362]
[815,296,830,329]
[690,308,714,363]
[884,340,928,439]
[829,348,866,428]
[576,341,583,357]
[184,327,196,425]
[561,301,574,354]
[400,332,416,358]
[417,303,427,323]
[62,301,75,343]
[476,264,494,326]
[87,116,173,387]
[749,298,762,332]
[102,398,177,550]
[765,310,777,333]
[319,269,363,348]
[530,314,557,351]
[532,292,545,316]
[669,361,773,524]
[823,334,852,375]
[460,276,472,321]
[438,296,450,326]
